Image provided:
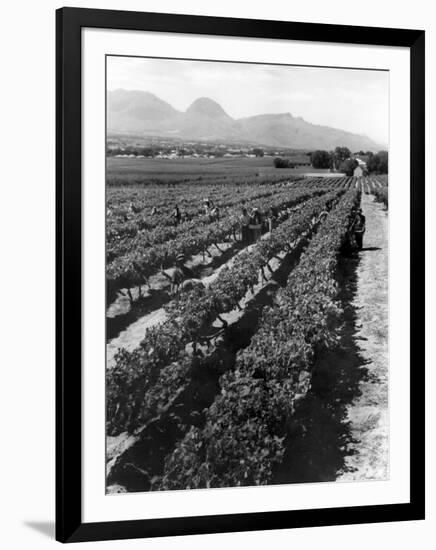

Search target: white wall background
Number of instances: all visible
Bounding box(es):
[0,0,433,548]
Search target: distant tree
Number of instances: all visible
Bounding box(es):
[339,158,358,176]
[367,150,388,174]
[334,146,351,162]
[377,151,388,173]
[253,148,265,157]
[329,152,335,169]
[139,147,154,157]
[366,153,376,172]
[274,157,287,168]
[273,157,296,168]
[311,150,331,169]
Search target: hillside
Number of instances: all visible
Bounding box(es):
[107,89,383,151]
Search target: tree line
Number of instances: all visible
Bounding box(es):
[310,147,388,176]
[274,147,388,176]
[107,145,267,158]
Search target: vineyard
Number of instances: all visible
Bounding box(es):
[106,173,389,493]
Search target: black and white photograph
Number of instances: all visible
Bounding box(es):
[0,1,429,546]
[105,56,389,494]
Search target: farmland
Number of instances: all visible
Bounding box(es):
[107,155,331,186]
[106,172,388,493]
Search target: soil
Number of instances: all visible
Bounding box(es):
[272,193,389,484]
[106,224,288,369]
[106,226,316,492]
[106,240,238,369]
[338,193,389,480]
[106,193,389,489]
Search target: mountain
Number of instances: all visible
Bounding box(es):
[107,90,182,134]
[186,97,232,119]
[181,97,242,141]
[107,90,383,151]
[237,113,380,151]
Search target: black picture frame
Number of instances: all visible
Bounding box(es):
[56,7,425,543]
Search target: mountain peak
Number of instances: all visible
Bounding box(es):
[107,90,382,150]
[186,97,232,119]
[107,89,180,130]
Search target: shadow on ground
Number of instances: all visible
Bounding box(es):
[196,240,244,278]
[106,289,170,341]
[106,240,245,341]
[272,252,370,484]
[107,235,314,492]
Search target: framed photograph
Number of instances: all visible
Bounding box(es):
[56,7,425,543]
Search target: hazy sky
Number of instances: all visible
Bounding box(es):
[107,56,389,146]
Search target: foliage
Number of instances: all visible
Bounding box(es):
[106,189,344,435]
[334,146,351,163]
[311,150,331,169]
[372,187,388,208]
[339,158,358,176]
[158,190,360,490]
[367,151,388,174]
[106,184,318,300]
[273,157,296,169]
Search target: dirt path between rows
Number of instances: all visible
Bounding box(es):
[106,223,317,488]
[106,194,389,489]
[106,230,275,369]
[105,198,316,369]
[338,193,389,480]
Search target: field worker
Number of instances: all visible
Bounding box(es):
[267,206,278,232]
[172,204,182,226]
[203,198,211,215]
[348,207,358,230]
[250,207,262,242]
[129,201,140,215]
[210,204,220,221]
[151,206,158,216]
[206,200,218,222]
[240,207,251,245]
[317,208,329,224]
[168,254,196,294]
[351,208,366,250]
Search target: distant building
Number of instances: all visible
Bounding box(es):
[354,165,364,177]
[353,157,367,177]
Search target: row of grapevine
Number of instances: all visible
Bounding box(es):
[303,176,354,190]
[370,175,388,207]
[106,190,344,435]
[107,182,283,241]
[107,174,304,238]
[106,174,355,247]
[156,189,360,490]
[355,176,388,207]
[106,187,330,302]
[108,173,303,212]
[107,175,356,248]
[372,186,388,208]
[107,184,314,262]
